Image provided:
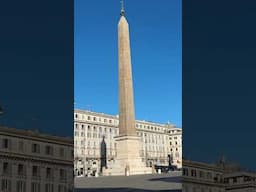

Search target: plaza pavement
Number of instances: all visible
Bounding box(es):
[75,171,182,192]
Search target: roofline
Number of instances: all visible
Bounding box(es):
[74,108,182,129]
[0,126,73,145]
[183,159,225,172]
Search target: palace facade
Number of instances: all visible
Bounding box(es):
[74,109,182,176]
[0,126,73,192]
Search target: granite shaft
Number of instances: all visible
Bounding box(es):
[118,16,136,136]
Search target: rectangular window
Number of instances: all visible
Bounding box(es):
[2,138,9,149]
[46,167,54,179]
[32,166,40,177]
[1,179,11,192]
[191,169,197,177]
[32,143,40,153]
[16,180,26,192]
[3,162,11,176]
[45,183,54,192]
[45,146,53,155]
[31,182,40,192]
[18,164,26,176]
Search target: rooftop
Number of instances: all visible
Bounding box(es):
[74,108,181,130]
[0,126,73,145]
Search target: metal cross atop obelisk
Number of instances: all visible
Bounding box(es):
[120,0,125,16]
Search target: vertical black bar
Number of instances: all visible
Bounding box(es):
[0,0,74,137]
[183,0,256,171]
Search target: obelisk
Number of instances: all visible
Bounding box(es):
[118,1,136,137]
[103,1,152,176]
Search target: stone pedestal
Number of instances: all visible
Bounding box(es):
[102,136,152,176]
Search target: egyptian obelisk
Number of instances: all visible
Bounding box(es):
[118,1,136,137]
[103,1,152,176]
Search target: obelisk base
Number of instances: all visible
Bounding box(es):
[102,135,153,176]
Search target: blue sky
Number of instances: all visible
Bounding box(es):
[75,0,181,127]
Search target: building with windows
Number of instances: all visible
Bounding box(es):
[0,126,73,192]
[183,159,225,192]
[183,159,256,192]
[223,171,256,192]
[74,109,182,176]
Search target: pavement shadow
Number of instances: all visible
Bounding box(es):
[148,176,182,183]
[75,188,182,192]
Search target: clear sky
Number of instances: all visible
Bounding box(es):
[75,0,181,127]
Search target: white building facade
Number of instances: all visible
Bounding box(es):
[74,109,182,176]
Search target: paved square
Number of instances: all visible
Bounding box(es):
[75,171,182,192]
